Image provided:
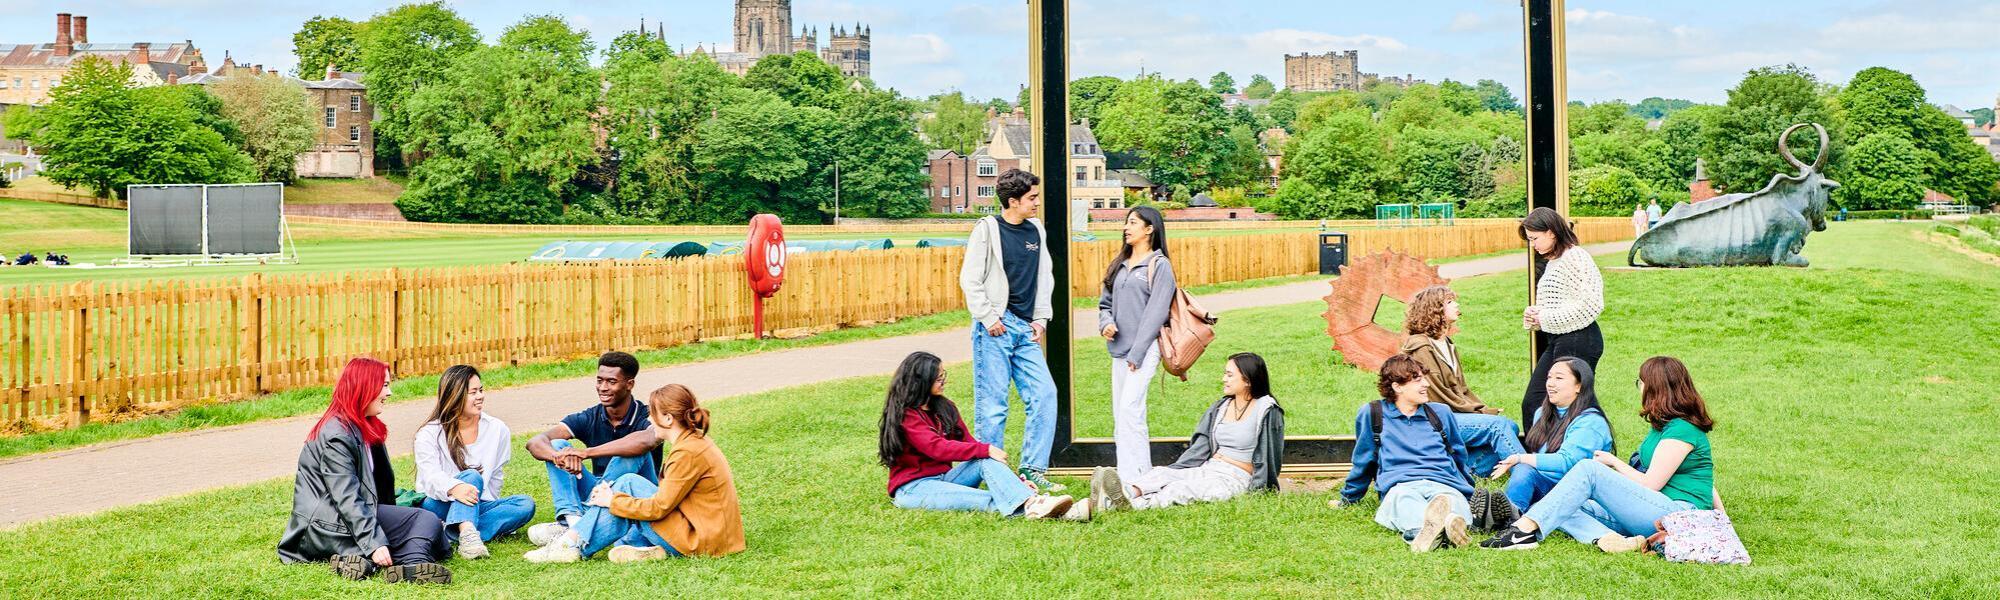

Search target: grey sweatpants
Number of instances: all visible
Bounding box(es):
[1128,460,1252,510]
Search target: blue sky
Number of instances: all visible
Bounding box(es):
[5,1,1997,111]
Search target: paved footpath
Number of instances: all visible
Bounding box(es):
[0,242,1628,529]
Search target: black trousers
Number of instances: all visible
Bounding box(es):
[1521,322,1604,429]
[376,503,450,566]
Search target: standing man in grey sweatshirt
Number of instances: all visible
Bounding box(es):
[959,169,1064,492]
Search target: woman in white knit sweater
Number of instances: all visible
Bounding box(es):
[1518,208,1605,428]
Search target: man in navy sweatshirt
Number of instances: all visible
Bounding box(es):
[1335,354,1477,553]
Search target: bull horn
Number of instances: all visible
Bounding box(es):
[1778,123,1830,173]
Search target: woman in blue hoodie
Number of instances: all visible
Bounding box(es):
[1492,357,1614,516]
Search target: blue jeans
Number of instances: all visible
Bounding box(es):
[1455,413,1526,478]
[544,439,658,521]
[892,458,1035,515]
[1522,460,1694,544]
[420,469,537,541]
[970,312,1057,473]
[574,473,684,559]
[1373,479,1472,539]
[1505,464,1558,513]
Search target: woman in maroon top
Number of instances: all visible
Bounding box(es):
[878,352,1081,520]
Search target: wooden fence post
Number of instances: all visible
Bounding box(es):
[238,273,264,395]
[505,265,524,365]
[66,281,90,427]
[387,268,404,375]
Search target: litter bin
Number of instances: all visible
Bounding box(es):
[1319,232,1349,275]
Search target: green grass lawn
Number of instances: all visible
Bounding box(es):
[1,222,1992,597]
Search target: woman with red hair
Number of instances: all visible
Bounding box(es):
[279,358,453,584]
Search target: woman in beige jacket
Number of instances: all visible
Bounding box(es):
[1401,285,1524,478]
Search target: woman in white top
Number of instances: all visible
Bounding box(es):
[1097,205,1178,481]
[1091,353,1284,511]
[414,365,536,559]
[1517,208,1605,427]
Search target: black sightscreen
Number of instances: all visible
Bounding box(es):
[128,185,206,255]
[204,184,284,255]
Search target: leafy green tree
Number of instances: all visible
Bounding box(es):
[832,88,931,218]
[1568,101,1644,136]
[921,91,986,155]
[744,51,847,110]
[1972,108,1994,127]
[1263,89,1307,131]
[1699,65,1844,194]
[1272,110,1392,218]
[358,2,480,163]
[1835,132,1928,210]
[1474,79,1519,113]
[1437,80,1483,116]
[292,16,364,79]
[1292,91,1366,136]
[694,88,836,224]
[1393,126,1486,202]
[1214,124,1272,189]
[1382,83,1461,133]
[209,73,318,181]
[1095,76,1239,191]
[16,57,251,197]
[1628,97,1695,119]
[1209,71,1236,95]
[1243,74,1276,100]
[1360,80,1405,113]
[1069,76,1123,125]
[1568,165,1654,216]
[395,16,598,223]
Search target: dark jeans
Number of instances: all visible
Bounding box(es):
[376,503,451,566]
[1521,322,1603,429]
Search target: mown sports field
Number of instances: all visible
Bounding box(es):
[0,222,1992,598]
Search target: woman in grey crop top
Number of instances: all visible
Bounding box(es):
[1089,353,1286,512]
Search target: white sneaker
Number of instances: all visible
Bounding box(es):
[527,521,569,547]
[523,540,581,564]
[1597,534,1648,554]
[608,544,668,563]
[1443,513,1470,549]
[1022,494,1075,520]
[1410,494,1454,553]
[456,524,490,560]
[1059,497,1094,522]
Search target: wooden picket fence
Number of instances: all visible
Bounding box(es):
[0,189,125,209]
[0,218,1630,429]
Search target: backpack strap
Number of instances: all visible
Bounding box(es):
[1369,400,1385,449]
[1420,403,1448,449]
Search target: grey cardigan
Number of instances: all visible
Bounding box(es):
[959,216,1055,329]
[1167,395,1286,491]
[1096,250,1177,363]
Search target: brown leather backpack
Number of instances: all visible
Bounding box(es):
[1149,256,1217,381]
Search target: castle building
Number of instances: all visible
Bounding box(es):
[1283,50,1422,92]
[683,1,870,79]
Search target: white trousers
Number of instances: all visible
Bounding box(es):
[1129,460,1253,510]
[1108,344,1160,480]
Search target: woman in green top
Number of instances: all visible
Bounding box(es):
[1481,356,1719,553]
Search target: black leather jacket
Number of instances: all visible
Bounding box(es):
[277,418,398,563]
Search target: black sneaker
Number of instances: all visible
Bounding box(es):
[328,554,371,581]
[1479,525,1540,550]
[382,562,453,584]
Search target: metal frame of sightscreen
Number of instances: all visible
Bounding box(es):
[1031,0,1570,476]
[123,182,298,267]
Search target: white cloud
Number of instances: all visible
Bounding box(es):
[1818,5,2000,53]
[874,33,955,66]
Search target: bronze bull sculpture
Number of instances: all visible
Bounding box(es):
[1628,123,1840,268]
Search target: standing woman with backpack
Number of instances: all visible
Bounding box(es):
[1097,205,1177,481]
[1518,207,1605,428]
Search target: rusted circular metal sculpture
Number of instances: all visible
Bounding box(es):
[1322,251,1448,373]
